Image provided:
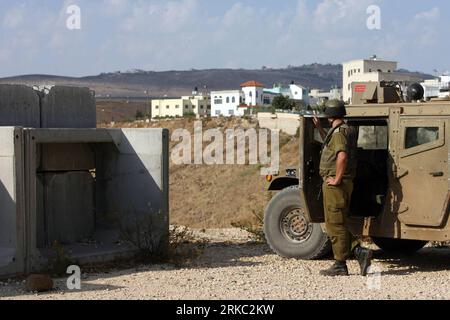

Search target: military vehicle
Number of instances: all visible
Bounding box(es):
[264,82,450,259]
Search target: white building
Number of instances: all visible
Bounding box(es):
[343,56,396,103]
[181,95,211,117]
[211,90,244,117]
[211,80,311,117]
[241,81,264,106]
[442,75,450,86]
[212,81,274,117]
[263,82,310,104]
[151,94,211,118]
[310,86,342,104]
[289,83,310,104]
[421,75,450,100]
[343,56,422,103]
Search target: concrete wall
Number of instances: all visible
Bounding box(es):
[0,85,96,128]
[0,127,169,276]
[258,112,300,136]
[0,128,25,277]
[96,129,169,255]
[0,85,40,127]
[41,86,96,128]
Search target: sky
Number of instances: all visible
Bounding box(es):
[0,0,448,77]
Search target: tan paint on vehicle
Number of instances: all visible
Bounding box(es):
[300,100,450,243]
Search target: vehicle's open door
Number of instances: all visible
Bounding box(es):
[300,116,325,223]
[396,118,449,227]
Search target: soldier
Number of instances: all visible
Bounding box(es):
[313,100,373,276]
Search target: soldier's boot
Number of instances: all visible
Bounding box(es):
[319,261,349,277]
[354,246,373,276]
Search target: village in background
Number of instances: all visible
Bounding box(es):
[148,55,450,120]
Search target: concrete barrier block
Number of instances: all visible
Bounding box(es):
[39,172,95,245]
[0,126,169,276]
[20,128,169,273]
[0,127,25,277]
[276,113,301,136]
[98,128,170,254]
[38,143,95,172]
[40,86,96,128]
[257,112,301,136]
[0,85,40,127]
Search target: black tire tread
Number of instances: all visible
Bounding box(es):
[264,186,331,260]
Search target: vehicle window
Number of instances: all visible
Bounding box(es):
[314,125,388,150]
[358,126,388,150]
[405,127,439,149]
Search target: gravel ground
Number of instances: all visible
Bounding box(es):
[0,229,449,300]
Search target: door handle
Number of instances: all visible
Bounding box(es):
[430,172,444,177]
[393,165,408,179]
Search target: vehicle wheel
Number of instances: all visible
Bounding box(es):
[373,237,428,255]
[264,186,331,260]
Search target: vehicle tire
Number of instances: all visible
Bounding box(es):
[264,186,331,260]
[373,237,428,255]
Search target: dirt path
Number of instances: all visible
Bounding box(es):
[1,229,449,300]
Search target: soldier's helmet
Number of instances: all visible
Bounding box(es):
[324,100,347,118]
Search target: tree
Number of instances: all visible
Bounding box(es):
[135,110,144,119]
[272,95,295,110]
[292,100,307,112]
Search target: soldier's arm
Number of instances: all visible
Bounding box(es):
[335,151,348,184]
[313,117,327,140]
[318,127,327,140]
[327,132,348,186]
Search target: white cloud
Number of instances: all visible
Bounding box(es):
[0,0,448,77]
[48,0,80,51]
[313,0,373,30]
[3,4,26,28]
[0,49,10,62]
[103,0,129,15]
[410,7,441,46]
[222,3,254,28]
[120,0,199,33]
[414,7,440,20]
[295,0,308,25]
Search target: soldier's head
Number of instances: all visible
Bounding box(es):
[324,100,347,124]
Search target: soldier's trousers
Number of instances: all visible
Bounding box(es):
[322,179,359,262]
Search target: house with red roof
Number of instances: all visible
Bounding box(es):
[241,80,265,107]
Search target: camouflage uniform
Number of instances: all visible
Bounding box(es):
[320,124,358,262]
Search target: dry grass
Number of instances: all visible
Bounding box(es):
[106,117,300,229]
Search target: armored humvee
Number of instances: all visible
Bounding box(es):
[264,84,450,259]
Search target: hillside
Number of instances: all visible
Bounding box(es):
[0,64,433,98]
[101,117,300,228]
